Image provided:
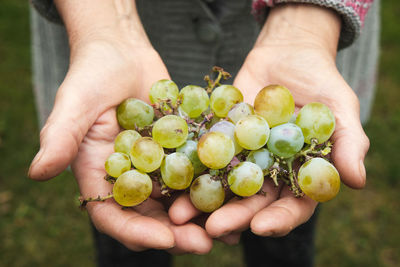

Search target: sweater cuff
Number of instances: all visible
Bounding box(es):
[252,0,374,49]
[30,0,62,24]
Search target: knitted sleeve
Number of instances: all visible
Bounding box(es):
[252,0,374,49]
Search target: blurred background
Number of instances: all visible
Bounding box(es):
[0,0,398,266]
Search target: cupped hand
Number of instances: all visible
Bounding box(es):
[28,40,213,254]
[170,4,369,240]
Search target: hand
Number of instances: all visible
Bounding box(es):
[169,4,369,239]
[28,0,213,254]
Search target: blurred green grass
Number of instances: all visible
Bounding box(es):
[0,0,398,266]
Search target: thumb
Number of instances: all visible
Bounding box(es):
[28,75,99,181]
[331,97,370,189]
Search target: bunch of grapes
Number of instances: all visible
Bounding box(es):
[81,67,340,212]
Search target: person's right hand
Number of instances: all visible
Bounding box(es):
[28,1,213,253]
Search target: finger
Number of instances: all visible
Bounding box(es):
[205,180,280,238]
[28,71,103,181]
[88,200,175,251]
[331,98,370,188]
[168,193,202,225]
[250,186,317,237]
[217,232,241,245]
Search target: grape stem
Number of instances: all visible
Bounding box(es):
[79,194,114,209]
[204,66,231,94]
[286,158,303,197]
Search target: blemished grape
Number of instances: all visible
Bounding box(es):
[114,130,141,155]
[234,115,270,150]
[113,169,152,207]
[210,120,243,155]
[149,79,179,105]
[117,98,154,129]
[161,152,194,190]
[198,132,235,169]
[254,85,295,128]
[246,148,274,171]
[296,102,335,144]
[105,152,132,178]
[228,162,264,197]
[298,158,340,202]
[267,123,304,158]
[130,137,164,173]
[179,85,210,118]
[190,174,225,212]
[152,115,188,148]
[210,85,243,117]
[176,140,207,175]
[227,102,255,124]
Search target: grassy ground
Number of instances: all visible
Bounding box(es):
[0,1,399,266]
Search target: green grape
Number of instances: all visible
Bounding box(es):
[246,148,274,171]
[130,137,164,172]
[296,102,335,144]
[267,123,304,158]
[227,102,255,124]
[152,115,188,148]
[198,132,235,169]
[104,152,131,178]
[161,152,194,190]
[227,162,264,197]
[179,85,210,118]
[298,158,340,202]
[114,130,141,155]
[149,79,179,105]
[210,85,243,117]
[254,85,294,127]
[234,115,270,150]
[176,140,207,175]
[210,120,243,155]
[113,169,152,207]
[190,174,225,213]
[117,98,154,129]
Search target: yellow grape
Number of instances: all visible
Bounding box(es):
[130,137,164,173]
[113,169,152,207]
[197,132,235,169]
[210,85,243,117]
[254,85,294,128]
[190,174,225,213]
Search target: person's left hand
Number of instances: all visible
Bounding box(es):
[168,4,369,241]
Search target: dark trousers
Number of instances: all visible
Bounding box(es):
[93,210,318,267]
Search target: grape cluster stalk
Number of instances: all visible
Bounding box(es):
[80,67,340,212]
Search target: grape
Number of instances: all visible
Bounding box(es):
[227,102,255,124]
[149,79,179,105]
[176,140,207,175]
[152,115,188,148]
[234,115,270,150]
[130,137,164,172]
[161,152,194,190]
[267,123,304,158]
[113,169,152,207]
[254,85,294,127]
[117,98,154,129]
[298,158,340,202]
[190,174,225,212]
[227,162,264,197]
[210,85,243,117]
[246,148,274,171]
[198,132,235,169]
[114,130,141,155]
[179,85,210,118]
[210,120,243,155]
[296,102,335,144]
[104,152,131,178]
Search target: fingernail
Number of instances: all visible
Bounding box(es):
[28,148,44,177]
[359,160,366,180]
